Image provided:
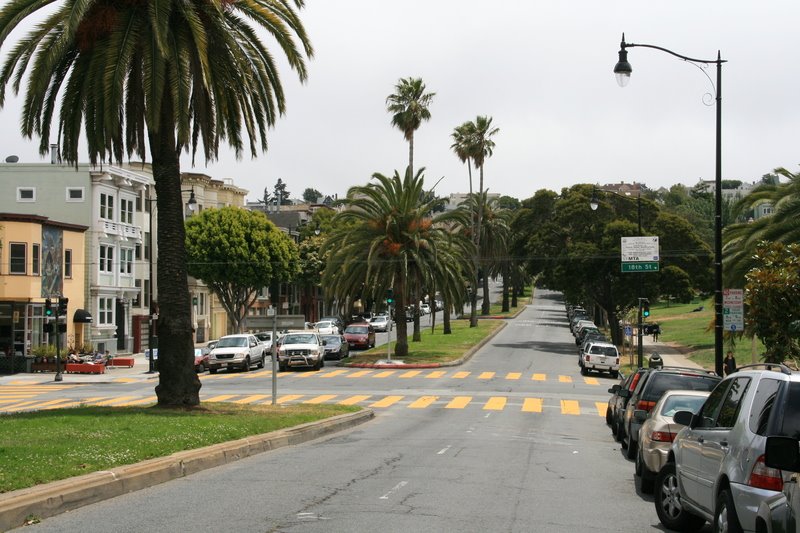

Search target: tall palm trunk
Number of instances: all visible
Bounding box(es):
[151,90,201,407]
[471,167,484,326]
[481,274,490,315]
[394,266,409,357]
[443,297,452,334]
[502,263,510,313]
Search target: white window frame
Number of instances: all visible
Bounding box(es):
[16,187,35,202]
[100,193,114,221]
[119,247,134,276]
[120,197,134,224]
[66,187,85,202]
[98,297,114,325]
[99,244,114,273]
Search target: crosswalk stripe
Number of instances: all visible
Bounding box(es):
[117,397,157,406]
[409,396,438,409]
[348,370,373,378]
[595,402,607,417]
[242,370,271,379]
[484,397,507,410]
[561,400,580,415]
[478,372,495,379]
[205,394,236,402]
[321,370,348,378]
[339,395,371,405]
[452,371,470,379]
[559,375,573,383]
[112,378,138,383]
[532,373,546,381]
[294,372,317,378]
[506,372,521,380]
[399,370,422,378]
[370,395,403,408]
[425,371,446,379]
[445,396,472,409]
[373,370,396,378]
[93,396,138,406]
[584,377,599,385]
[276,394,304,404]
[1,400,41,410]
[522,398,543,413]
[304,394,337,404]
[0,395,36,400]
[233,394,269,404]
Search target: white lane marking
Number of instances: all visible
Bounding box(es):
[437,445,451,455]
[379,480,408,500]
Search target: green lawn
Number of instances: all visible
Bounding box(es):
[0,403,357,493]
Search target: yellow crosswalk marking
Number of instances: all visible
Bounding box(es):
[373,370,396,378]
[399,370,422,378]
[320,370,348,378]
[304,394,337,404]
[2,400,40,411]
[522,398,543,413]
[217,373,243,379]
[506,372,521,380]
[117,397,157,406]
[584,377,599,385]
[233,394,269,404]
[276,394,304,404]
[484,397,507,410]
[532,373,546,381]
[348,370,373,378]
[294,371,317,378]
[242,371,271,379]
[559,375,573,383]
[0,395,36,400]
[93,396,138,406]
[205,394,236,402]
[561,400,580,415]
[409,396,438,409]
[112,378,138,383]
[478,372,495,379]
[595,402,607,416]
[425,371,446,379]
[339,395,371,405]
[445,396,472,409]
[370,395,403,408]
[452,371,470,379]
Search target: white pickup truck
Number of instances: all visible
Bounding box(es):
[277,331,326,371]
[207,334,266,374]
[579,341,620,378]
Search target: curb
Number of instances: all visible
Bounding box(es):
[0,409,374,531]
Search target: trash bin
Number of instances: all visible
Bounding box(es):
[648,352,663,369]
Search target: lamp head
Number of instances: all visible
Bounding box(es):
[589,188,600,211]
[187,188,198,212]
[614,34,632,87]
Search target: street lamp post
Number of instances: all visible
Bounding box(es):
[590,187,645,367]
[614,33,726,376]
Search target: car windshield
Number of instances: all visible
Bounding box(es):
[255,333,271,342]
[347,326,368,334]
[283,334,316,344]
[216,337,248,348]
[321,335,341,345]
[661,395,707,417]
[317,322,332,328]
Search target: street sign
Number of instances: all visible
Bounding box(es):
[624,326,633,336]
[621,262,660,272]
[621,236,660,262]
[723,288,744,332]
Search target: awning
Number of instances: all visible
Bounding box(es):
[73,309,93,323]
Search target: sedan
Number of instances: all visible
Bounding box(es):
[368,315,390,332]
[634,389,710,493]
[321,334,349,360]
[194,348,210,373]
[343,323,375,350]
[314,320,339,335]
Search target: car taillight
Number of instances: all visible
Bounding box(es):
[615,358,620,365]
[629,373,642,390]
[584,355,591,362]
[650,431,675,442]
[749,455,783,491]
[636,400,656,412]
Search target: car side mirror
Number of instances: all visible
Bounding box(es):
[322,340,327,346]
[633,409,648,423]
[608,384,621,394]
[673,410,695,427]
[765,436,800,472]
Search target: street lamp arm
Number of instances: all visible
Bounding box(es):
[621,40,726,67]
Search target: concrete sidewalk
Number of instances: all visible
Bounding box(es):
[638,334,705,370]
[0,352,158,385]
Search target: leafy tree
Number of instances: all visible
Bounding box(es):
[721,180,743,190]
[186,207,299,333]
[302,188,322,203]
[744,242,800,363]
[0,0,312,406]
[296,235,325,321]
[274,179,291,205]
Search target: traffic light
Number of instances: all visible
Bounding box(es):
[58,297,69,316]
[386,288,394,305]
[642,300,651,318]
[45,298,53,317]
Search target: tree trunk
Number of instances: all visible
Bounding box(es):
[394,269,409,357]
[501,265,510,313]
[481,274,490,315]
[151,89,201,407]
[443,298,452,334]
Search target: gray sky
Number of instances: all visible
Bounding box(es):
[2,1,799,202]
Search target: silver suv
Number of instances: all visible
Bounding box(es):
[655,363,797,532]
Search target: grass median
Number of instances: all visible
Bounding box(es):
[0,403,358,494]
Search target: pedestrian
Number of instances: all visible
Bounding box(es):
[652,324,661,342]
[724,351,737,375]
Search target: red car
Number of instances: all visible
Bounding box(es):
[343,323,375,350]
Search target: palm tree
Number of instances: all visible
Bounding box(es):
[322,169,459,358]
[0,0,312,406]
[386,77,435,179]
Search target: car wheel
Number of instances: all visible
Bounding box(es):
[614,419,625,442]
[257,354,265,369]
[242,357,250,372]
[715,488,743,533]
[654,462,706,531]
[635,448,643,476]
[319,358,325,368]
[209,368,217,374]
[580,365,588,376]
[279,362,287,372]
[611,370,619,379]
[196,363,204,373]
[605,407,612,425]
[626,437,637,460]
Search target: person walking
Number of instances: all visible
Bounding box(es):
[652,324,661,342]
[724,351,737,375]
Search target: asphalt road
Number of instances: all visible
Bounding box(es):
[14,289,673,532]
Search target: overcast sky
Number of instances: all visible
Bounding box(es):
[2,1,799,203]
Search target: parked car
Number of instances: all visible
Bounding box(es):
[579,341,620,377]
[344,323,376,350]
[318,316,344,332]
[607,367,648,439]
[575,326,601,346]
[420,303,431,315]
[654,363,796,532]
[314,320,339,335]
[277,331,326,370]
[207,334,266,374]
[573,320,597,339]
[253,332,273,351]
[321,334,349,360]
[620,366,720,460]
[369,315,390,332]
[634,389,710,493]
[757,435,800,533]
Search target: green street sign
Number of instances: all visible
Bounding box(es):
[621,262,660,273]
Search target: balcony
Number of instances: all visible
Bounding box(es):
[102,220,142,241]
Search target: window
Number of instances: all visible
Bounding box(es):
[135,244,141,260]
[751,378,781,435]
[9,243,26,275]
[120,198,134,224]
[144,232,151,260]
[16,187,35,202]
[64,249,73,278]
[32,244,40,276]
[66,188,85,202]
[716,377,751,428]
[99,245,114,273]
[144,279,151,309]
[136,195,143,212]
[698,381,729,428]
[119,248,133,275]
[100,193,114,220]
[98,297,114,324]
[133,280,142,307]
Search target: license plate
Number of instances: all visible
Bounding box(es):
[220,363,227,368]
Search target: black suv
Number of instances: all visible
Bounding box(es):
[620,366,721,460]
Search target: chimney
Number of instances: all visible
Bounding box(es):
[50,144,58,164]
